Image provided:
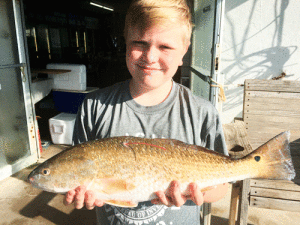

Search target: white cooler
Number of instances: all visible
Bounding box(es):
[49,113,77,145]
[46,63,86,91]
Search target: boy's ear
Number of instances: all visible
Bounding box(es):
[184,42,190,54]
[179,43,190,66]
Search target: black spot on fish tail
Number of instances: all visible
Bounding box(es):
[247,131,296,180]
[254,156,261,162]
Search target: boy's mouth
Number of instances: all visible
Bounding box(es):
[137,64,162,71]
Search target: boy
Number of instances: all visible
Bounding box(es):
[64,0,228,224]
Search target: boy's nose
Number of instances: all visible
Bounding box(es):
[143,46,159,63]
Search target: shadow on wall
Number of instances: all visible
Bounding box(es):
[222,46,297,82]
[222,46,297,112]
[221,0,298,117]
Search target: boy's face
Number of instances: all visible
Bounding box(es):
[126,23,189,90]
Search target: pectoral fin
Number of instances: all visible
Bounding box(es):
[105,200,138,208]
[201,186,217,192]
[88,178,136,195]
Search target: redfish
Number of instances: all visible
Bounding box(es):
[28,131,295,207]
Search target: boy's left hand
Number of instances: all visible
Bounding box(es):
[151,181,204,207]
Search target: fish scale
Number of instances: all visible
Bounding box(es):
[28,131,295,207]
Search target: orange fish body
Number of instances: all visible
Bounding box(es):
[28,131,295,207]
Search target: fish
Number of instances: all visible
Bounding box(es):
[28,131,295,208]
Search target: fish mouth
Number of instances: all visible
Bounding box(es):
[28,177,34,184]
[27,170,36,184]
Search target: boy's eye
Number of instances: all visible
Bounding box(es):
[161,45,173,50]
[132,41,147,47]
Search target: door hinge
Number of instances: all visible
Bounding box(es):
[214,44,221,71]
[215,56,219,71]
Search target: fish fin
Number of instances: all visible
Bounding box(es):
[105,200,138,208]
[245,131,295,180]
[89,178,136,195]
[200,186,216,192]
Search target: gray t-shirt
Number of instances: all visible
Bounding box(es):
[73,80,228,225]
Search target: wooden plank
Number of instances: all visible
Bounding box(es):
[245,92,300,103]
[246,135,298,147]
[244,104,300,116]
[31,69,71,74]
[244,98,300,117]
[202,203,211,225]
[245,129,300,149]
[245,79,300,93]
[249,196,300,212]
[250,187,300,201]
[244,122,299,136]
[244,81,300,148]
[250,179,300,191]
[240,79,300,217]
[249,142,300,155]
[244,127,297,138]
[223,120,253,158]
[244,110,300,119]
[245,90,300,100]
[244,128,300,141]
[244,115,300,129]
[229,181,241,225]
[237,179,250,225]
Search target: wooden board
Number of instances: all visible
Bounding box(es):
[244,79,300,93]
[250,187,300,201]
[245,90,300,100]
[31,69,71,74]
[250,179,300,191]
[250,196,300,212]
[229,79,300,225]
[223,120,253,158]
[244,92,300,145]
[243,79,300,175]
[237,179,251,225]
[250,179,300,204]
[229,182,241,225]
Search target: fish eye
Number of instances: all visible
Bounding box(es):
[254,156,261,162]
[42,168,51,176]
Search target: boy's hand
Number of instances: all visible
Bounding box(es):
[151,181,204,207]
[63,186,105,210]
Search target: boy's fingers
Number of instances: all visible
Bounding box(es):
[85,190,96,210]
[189,183,204,206]
[169,181,186,207]
[95,199,105,207]
[63,187,104,210]
[74,186,87,209]
[152,181,188,207]
[153,190,170,206]
[64,189,76,206]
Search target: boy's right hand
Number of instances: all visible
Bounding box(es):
[63,186,105,210]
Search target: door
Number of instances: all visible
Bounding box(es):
[0,0,38,181]
[190,0,224,106]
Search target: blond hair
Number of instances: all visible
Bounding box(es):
[124,0,192,45]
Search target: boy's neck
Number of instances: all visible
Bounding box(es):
[129,80,173,106]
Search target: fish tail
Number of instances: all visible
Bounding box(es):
[245,131,295,180]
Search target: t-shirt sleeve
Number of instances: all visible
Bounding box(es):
[72,97,95,145]
[206,111,228,155]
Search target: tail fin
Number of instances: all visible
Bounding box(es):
[246,131,295,180]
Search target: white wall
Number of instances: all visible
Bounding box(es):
[220,0,300,123]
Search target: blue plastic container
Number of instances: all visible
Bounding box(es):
[52,87,98,114]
